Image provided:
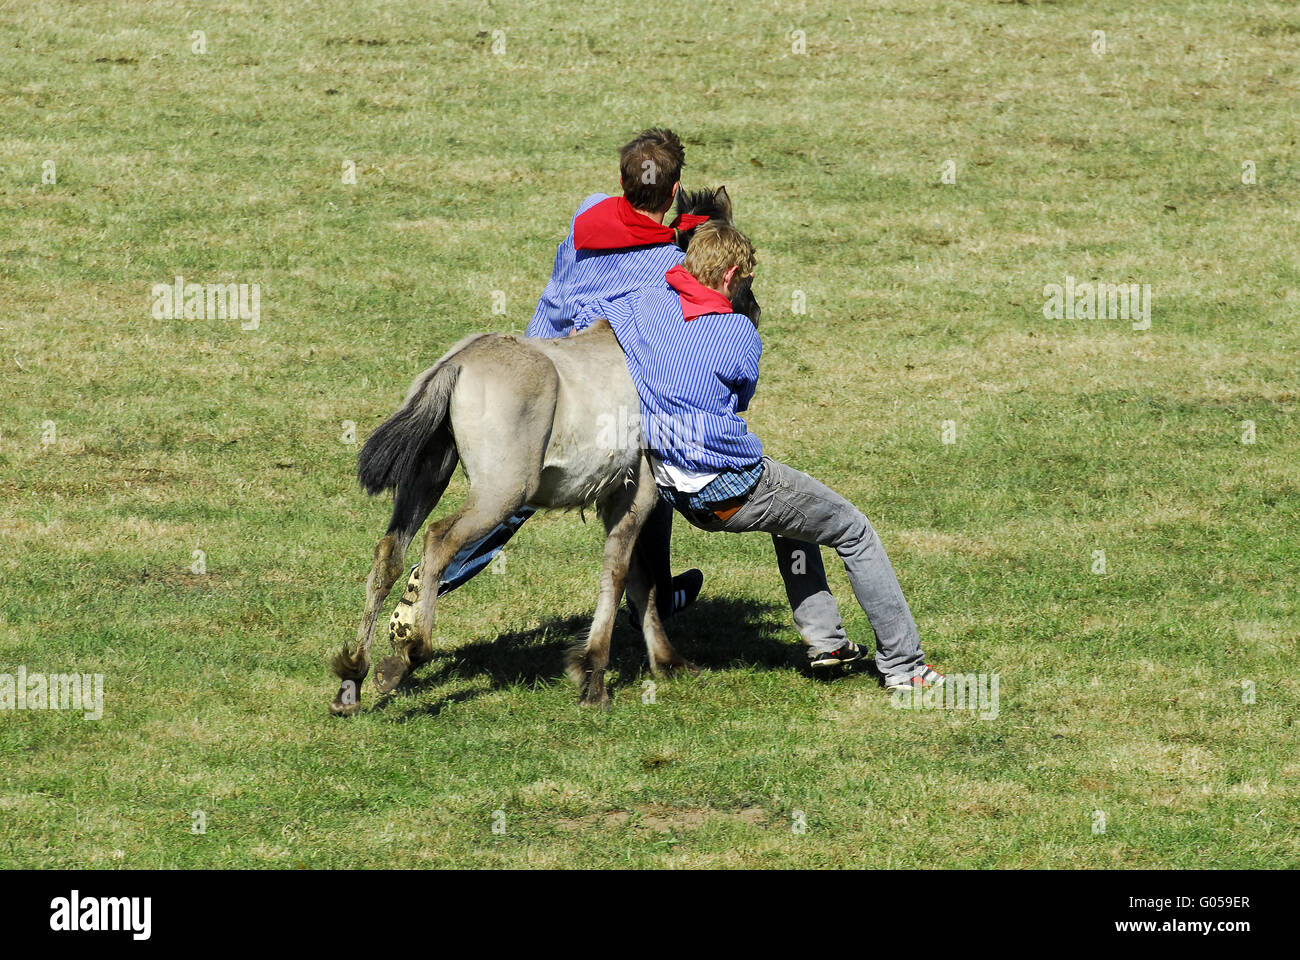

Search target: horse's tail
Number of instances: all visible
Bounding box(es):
[358,335,485,534]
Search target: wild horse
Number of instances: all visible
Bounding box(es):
[331,187,760,715]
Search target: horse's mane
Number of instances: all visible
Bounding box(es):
[675,187,726,221]
[673,186,731,252]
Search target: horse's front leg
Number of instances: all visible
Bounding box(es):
[569,460,657,707]
[626,549,697,678]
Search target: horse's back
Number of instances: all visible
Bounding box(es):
[445,333,560,497]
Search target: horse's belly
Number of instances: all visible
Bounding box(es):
[531,442,639,509]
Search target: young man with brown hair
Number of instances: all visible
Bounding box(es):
[527,127,706,338]
[573,223,945,688]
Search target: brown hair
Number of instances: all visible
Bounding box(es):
[619,128,685,212]
[683,222,756,290]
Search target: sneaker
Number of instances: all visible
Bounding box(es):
[883,664,945,691]
[807,640,866,671]
[667,568,703,617]
[388,564,422,648]
[627,569,704,630]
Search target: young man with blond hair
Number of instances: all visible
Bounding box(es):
[575,223,945,688]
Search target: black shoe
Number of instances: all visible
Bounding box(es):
[807,640,866,672]
[627,569,704,630]
[668,569,703,617]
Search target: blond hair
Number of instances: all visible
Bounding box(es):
[682,221,755,289]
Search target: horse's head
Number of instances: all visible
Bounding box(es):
[674,186,761,328]
[729,274,761,329]
[673,185,733,245]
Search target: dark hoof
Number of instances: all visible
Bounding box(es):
[578,672,610,709]
[330,679,362,717]
[374,656,408,694]
[655,659,700,678]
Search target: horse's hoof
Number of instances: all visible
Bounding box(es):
[330,679,362,716]
[373,656,408,694]
[579,696,611,710]
[655,659,699,678]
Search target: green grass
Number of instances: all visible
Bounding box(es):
[1,0,1297,867]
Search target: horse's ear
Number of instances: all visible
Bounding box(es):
[713,185,732,222]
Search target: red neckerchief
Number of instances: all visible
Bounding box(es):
[665,264,732,321]
[573,196,711,251]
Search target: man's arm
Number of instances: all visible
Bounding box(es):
[569,297,611,335]
[525,243,570,338]
[728,323,762,412]
[526,193,608,339]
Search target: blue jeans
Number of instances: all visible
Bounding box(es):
[431,507,536,596]
[428,499,677,621]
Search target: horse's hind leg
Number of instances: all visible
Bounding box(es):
[373,490,524,695]
[388,508,532,653]
[330,528,413,715]
[331,455,447,716]
[568,461,657,707]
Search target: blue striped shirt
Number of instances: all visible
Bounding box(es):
[526,194,686,339]
[576,281,764,475]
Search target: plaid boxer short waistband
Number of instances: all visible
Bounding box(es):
[658,461,765,520]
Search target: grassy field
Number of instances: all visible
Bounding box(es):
[1,0,1297,868]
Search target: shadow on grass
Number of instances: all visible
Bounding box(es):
[372,595,796,718]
